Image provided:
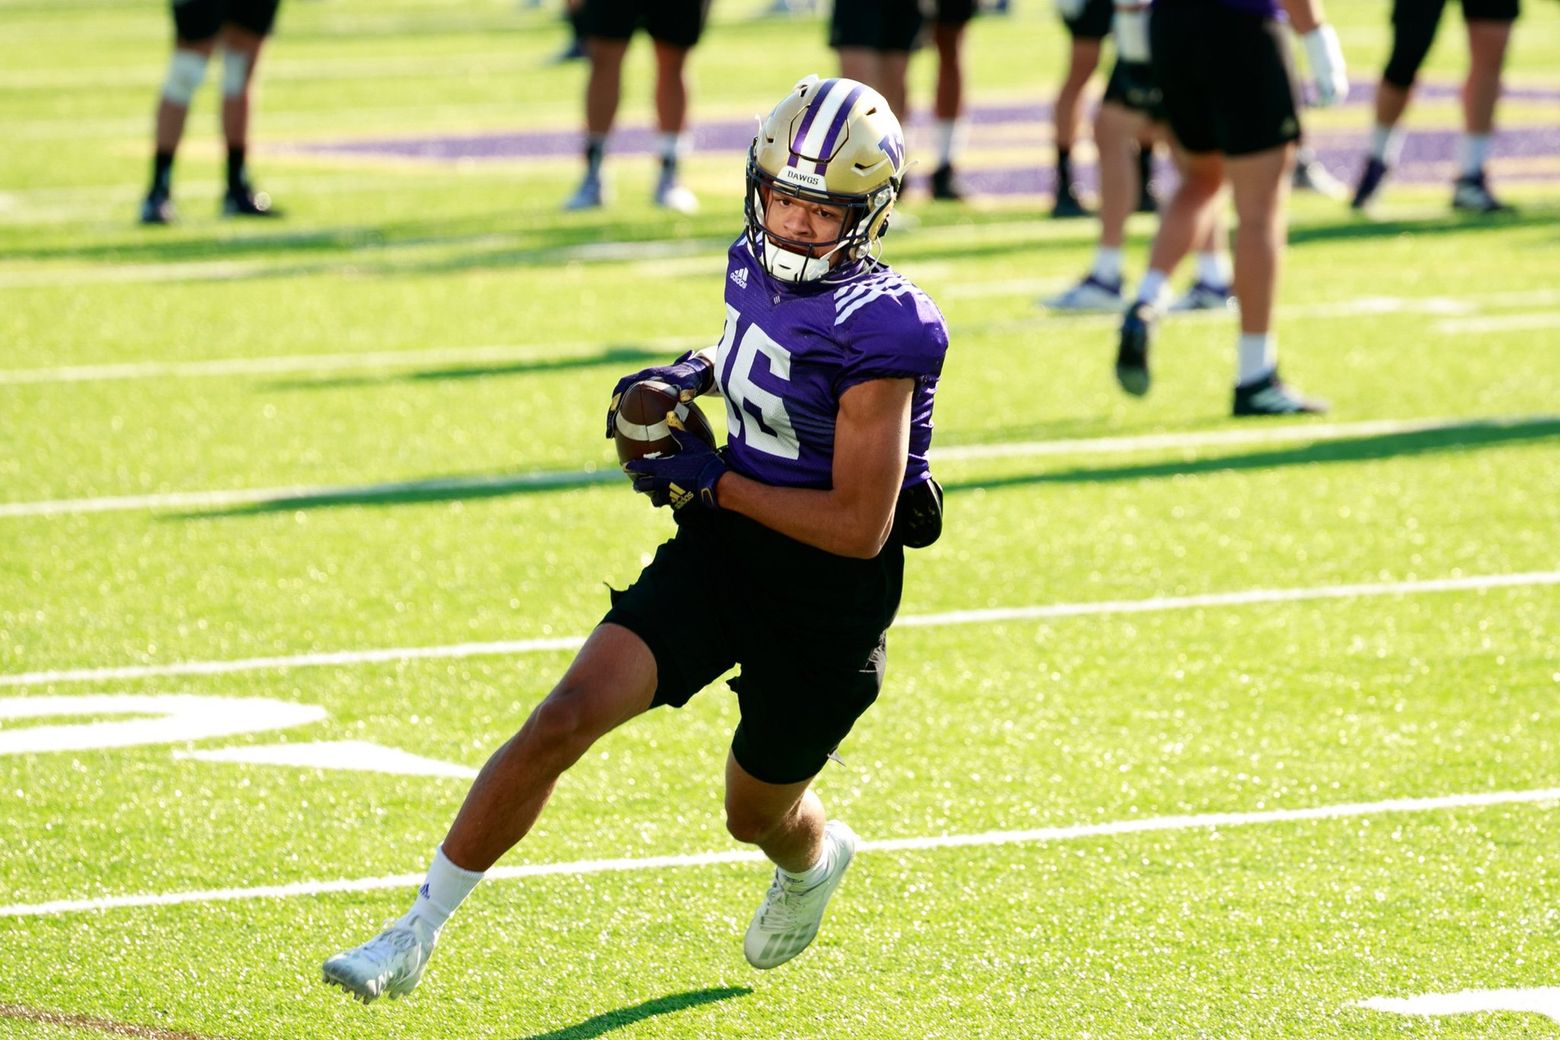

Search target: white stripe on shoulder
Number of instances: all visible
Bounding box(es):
[833,273,917,325]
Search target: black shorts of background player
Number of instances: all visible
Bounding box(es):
[830,0,979,200]
[140,0,283,225]
[1045,59,1232,315]
[563,0,711,214]
[1115,0,1348,417]
[1351,0,1520,214]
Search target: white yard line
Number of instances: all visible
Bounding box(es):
[0,339,695,385]
[4,414,1553,520]
[2,784,1555,919]
[2,570,1554,689]
[1433,312,1560,334]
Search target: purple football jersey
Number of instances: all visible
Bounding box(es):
[713,238,948,492]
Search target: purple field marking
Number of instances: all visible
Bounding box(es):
[291,80,1560,195]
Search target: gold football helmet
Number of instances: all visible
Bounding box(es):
[744,75,907,283]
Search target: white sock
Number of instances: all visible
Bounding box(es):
[411,846,485,931]
[1369,124,1405,166]
[933,118,965,167]
[1236,333,1277,386]
[780,842,833,886]
[1092,246,1125,283]
[1195,251,1230,288]
[1136,269,1169,306]
[658,131,687,177]
[1458,133,1490,178]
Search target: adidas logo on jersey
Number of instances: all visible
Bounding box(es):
[730,267,749,289]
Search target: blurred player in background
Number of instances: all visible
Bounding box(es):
[1114,0,1348,416]
[1351,0,1519,214]
[139,0,283,225]
[564,0,709,213]
[323,75,950,1003]
[830,0,979,200]
[1045,53,1233,313]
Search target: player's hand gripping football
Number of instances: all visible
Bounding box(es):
[622,423,727,512]
[605,349,715,439]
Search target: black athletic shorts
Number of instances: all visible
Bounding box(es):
[580,0,711,47]
[830,0,924,51]
[1064,0,1114,40]
[171,0,280,40]
[1384,0,1519,88]
[1151,0,1301,157]
[1103,59,1164,120]
[602,508,904,786]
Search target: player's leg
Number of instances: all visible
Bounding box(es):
[1170,144,1234,312]
[649,39,697,211]
[928,0,974,200]
[647,0,708,212]
[1452,7,1516,212]
[216,14,279,217]
[322,624,660,1003]
[566,0,631,209]
[728,756,859,970]
[1047,95,1140,311]
[1219,9,1325,414]
[1226,141,1323,413]
[1354,0,1449,211]
[143,0,220,223]
[1114,146,1222,395]
[1052,36,1101,217]
[728,628,886,970]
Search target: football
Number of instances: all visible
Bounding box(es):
[613,379,717,467]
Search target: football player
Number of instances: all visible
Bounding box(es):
[1351,0,1520,214]
[323,76,949,1003]
[830,0,979,200]
[140,0,283,224]
[1045,53,1234,313]
[563,0,709,213]
[1113,0,1347,416]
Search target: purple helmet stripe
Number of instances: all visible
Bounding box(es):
[812,83,866,174]
[786,78,838,168]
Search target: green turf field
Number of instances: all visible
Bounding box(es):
[3,0,1559,1037]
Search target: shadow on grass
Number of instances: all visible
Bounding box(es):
[179,416,1558,521]
[512,986,752,1040]
[174,466,620,519]
[267,343,672,390]
[942,416,1560,494]
[1287,205,1558,247]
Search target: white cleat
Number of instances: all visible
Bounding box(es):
[743,820,857,970]
[1168,280,1234,312]
[322,913,438,1004]
[1044,273,1125,313]
[654,177,699,214]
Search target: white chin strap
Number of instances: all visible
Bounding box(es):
[760,241,835,283]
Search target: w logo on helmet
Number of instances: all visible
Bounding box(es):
[878,132,905,172]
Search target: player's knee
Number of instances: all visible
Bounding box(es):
[723,807,782,846]
[222,47,252,97]
[161,49,209,106]
[526,687,604,756]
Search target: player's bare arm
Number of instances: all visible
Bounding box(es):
[715,377,914,560]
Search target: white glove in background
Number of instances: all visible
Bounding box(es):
[1113,4,1151,64]
[1301,24,1349,107]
